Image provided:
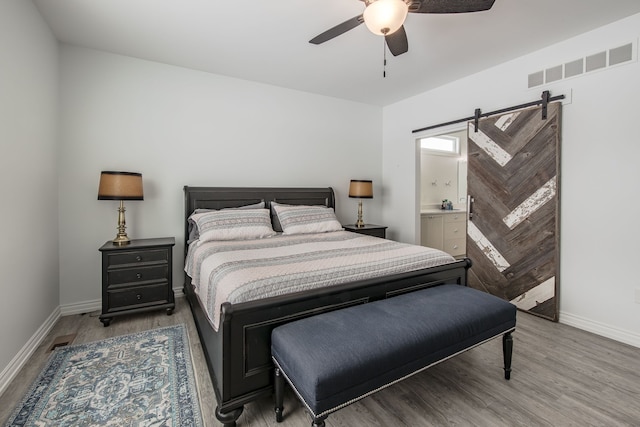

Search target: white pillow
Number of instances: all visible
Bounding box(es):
[190,208,276,242]
[272,204,343,235]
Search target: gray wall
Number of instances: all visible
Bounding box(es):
[0,0,59,385]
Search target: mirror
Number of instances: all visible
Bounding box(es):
[418,128,468,210]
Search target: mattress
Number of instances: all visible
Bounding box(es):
[185,231,455,330]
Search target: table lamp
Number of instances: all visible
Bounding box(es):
[98,171,144,246]
[348,180,373,228]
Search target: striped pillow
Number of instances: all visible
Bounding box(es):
[191,208,276,242]
[272,204,343,235]
[188,201,265,243]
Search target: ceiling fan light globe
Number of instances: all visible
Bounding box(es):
[363,0,409,36]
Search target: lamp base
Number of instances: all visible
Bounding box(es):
[112,234,131,246]
[355,200,365,228]
[112,200,131,246]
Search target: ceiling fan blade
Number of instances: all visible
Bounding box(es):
[309,15,364,45]
[385,26,408,57]
[409,0,495,14]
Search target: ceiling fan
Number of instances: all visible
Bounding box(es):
[309,0,496,56]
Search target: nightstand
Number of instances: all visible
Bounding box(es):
[99,237,175,326]
[343,224,387,239]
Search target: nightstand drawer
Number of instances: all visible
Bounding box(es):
[107,249,169,267]
[342,224,387,239]
[353,228,386,238]
[107,284,170,312]
[107,265,168,287]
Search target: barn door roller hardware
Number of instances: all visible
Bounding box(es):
[540,90,551,120]
[474,108,482,132]
[412,90,565,134]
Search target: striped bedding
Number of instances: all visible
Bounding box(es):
[185,231,455,331]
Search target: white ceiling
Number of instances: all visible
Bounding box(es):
[33,0,640,106]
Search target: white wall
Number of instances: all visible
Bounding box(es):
[383,14,640,346]
[0,0,59,382]
[58,46,383,306]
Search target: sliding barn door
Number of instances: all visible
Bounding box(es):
[466,103,561,321]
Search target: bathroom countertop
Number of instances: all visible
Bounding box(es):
[421,209,467,215]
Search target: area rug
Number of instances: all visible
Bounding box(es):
[5,324,202,427]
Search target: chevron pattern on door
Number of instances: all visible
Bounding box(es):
[467,103,561,321]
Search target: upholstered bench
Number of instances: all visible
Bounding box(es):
[271,284,516,427]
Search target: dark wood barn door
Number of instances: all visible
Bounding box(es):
[466,103,561,321]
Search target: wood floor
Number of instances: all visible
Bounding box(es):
[1,296,639,426]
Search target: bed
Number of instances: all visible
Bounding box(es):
[182,186,471,426]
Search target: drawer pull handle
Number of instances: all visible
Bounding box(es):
[136,273,142,279]
[136,294,142,300]
[136,256,142,261]
[453,245,458,249]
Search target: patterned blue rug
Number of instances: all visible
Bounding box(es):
[5,324,202,427]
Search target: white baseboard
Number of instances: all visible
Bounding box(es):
[59,299,101,316]
[560,311,640,348]
[0,306,61,396]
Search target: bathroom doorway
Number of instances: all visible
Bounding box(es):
[416,127,468,256]
[417,128,467,210]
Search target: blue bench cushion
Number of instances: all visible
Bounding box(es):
[271,284,516,417]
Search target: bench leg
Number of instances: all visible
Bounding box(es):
[312,416,327,427]
[275,367,285,422]
[503,332,513,380]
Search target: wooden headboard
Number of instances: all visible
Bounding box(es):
[183,186,336,252]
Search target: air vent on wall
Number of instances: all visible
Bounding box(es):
[528,40,636,89]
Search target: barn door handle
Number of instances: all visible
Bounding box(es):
[468,195,474,221]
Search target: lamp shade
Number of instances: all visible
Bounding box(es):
[348,180,373,199]
[98,171,144,200]
[363,0,409,36]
